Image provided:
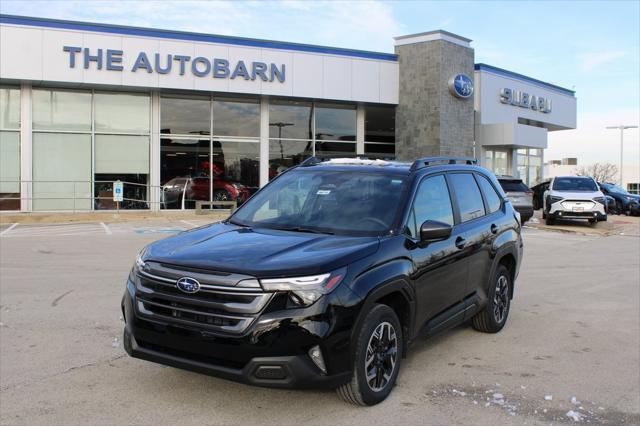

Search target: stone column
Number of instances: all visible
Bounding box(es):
[394,31,475,161]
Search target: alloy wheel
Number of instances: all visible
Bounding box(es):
[364,321,398,392]
[493,275,509,323]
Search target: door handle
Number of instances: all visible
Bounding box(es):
[490,224,498,234]
[455,236,466,249]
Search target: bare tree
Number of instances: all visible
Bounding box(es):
[575,163,619,183]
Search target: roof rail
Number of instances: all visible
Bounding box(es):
[410,156,477,171]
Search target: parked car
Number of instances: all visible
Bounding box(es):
[530,180,550,210]
[542,176,607,225]
[598,182,640,215]
[123,156,523,405]
[496,176,534,223]
[161,176,250,209]
[604,194,617,214]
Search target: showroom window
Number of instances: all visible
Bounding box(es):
[364,105,395,159]
[0,86,20,210]
[484,149,509,176]
[32,89,150,211]
[268,100,313,178]
[314,103,356,158]
[628,183,639,195]
[516,148,543,187]
[160,94,259,209]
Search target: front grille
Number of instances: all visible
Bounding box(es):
[134,262,272,335]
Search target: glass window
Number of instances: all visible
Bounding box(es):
[0,87,20,129]
[160,138,210,209]
[213,98,259,137]
[0,132,20,210]
[315,104,356,141]
[161,97,210,136]
[269,100,312,140]
[365,143,395,159]
[212,140,259,192]
[94,174,149,210]
[94,92,150,133]
[269,140,312,179]
[33,89,91,131]
[32,133,92,211]
[365,105,395,143]
[413,175,454,227]
[95,135,149,174]
[315,141,356,158]
[476,174,502,214]
[449,173,486,222]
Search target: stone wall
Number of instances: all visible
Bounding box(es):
[395,38,475,161]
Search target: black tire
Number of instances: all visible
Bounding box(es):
[545,215,555,225]
[472,264,512,333]
[337,304,403,406]
[212,189,231,209]
[615,201,623,215]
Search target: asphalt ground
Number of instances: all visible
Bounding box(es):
[0,219,639,425]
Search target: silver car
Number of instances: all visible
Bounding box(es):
[497,176,534,223]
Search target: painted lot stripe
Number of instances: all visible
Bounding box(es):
[180,219,200,228]
[0,223,18,237]
[100,222,112,235]
[2,223,104,238]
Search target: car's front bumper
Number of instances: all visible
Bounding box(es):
[121,279,355,389]
[548,210,607,221]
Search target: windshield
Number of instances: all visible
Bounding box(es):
[230,169,408,235]
[552,177,598,192]
[602,183,629,195]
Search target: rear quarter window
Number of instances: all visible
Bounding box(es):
[477,175,502,214]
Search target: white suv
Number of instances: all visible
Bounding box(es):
[543,176,607,225]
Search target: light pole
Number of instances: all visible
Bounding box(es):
[606,125,638,186]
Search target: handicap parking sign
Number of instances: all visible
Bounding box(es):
[113,181,124,202]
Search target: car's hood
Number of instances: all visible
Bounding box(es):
[143,222,379,278]
[550,190,603,200]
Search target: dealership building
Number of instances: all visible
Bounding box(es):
[0,15,577,212]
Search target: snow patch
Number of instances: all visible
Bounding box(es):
[566,410,584,422]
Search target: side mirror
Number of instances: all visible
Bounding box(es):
[420,220,452,242]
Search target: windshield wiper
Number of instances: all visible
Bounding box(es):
[275,226,335,235]
[227,218,250,228]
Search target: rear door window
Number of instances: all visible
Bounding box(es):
[449,173,486,222]
[477,174,502,214]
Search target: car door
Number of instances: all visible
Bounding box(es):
[406,174,470,329]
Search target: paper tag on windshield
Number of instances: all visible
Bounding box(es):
[317,189,331,195]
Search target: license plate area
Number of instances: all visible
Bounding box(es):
[572,207,584,212]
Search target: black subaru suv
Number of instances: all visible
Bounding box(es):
[122,157,523,406]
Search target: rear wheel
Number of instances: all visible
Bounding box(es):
[472,264,511,333]
[337,304,402,406]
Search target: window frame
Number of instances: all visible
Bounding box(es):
[474,172,504,216]
[403,172,457,237]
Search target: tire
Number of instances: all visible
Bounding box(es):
[615,201,623,215]
[545,215,555,225]
[542,211,546,219]
[212,189,231,209]
[337,304,403,406]
[472,264,512,333]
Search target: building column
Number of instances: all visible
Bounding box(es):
[356,104,365,156]
[150,91,161,211]
[259,96,269,188]
[19,82,32,212]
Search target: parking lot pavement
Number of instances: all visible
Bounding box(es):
[1,223,638,425]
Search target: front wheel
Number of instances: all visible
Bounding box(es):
[545,215,555,225]
[337,304,403,406]
[472,264,512,333]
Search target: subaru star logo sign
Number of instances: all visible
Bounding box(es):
[176,277,201,293]
[448,73,474,99]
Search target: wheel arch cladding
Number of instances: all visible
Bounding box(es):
[498,253,516,299]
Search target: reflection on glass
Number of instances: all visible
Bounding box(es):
[365,143,394,159]
[269,100,312,139]
[0,131,20,210]
[161,97,210,135]
[365,105,395,143]
[269,139,312,179]
[0,87,20,130]
[94,174,149,210]
[213,98,260,137]
[212,140,259,191]
[33,89,92,131]
[315,104,356,141]
[95,92,150,133]
[315,141,356,158]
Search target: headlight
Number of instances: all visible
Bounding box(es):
[593,197,606,205]
[549,195,564,204]
[130,249,149,282]
[260,267,346,306]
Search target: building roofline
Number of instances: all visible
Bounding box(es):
[475,63,575,96]
[0,14,398,62]
[394,30,472,43]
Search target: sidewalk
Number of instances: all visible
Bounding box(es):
[0,210,231,225]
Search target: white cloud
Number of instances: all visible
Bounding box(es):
[580,50,626,72]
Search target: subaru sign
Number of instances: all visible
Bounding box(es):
[448,74,474,99]
[499,88,552,113]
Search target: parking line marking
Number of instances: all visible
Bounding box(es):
[180,220,199,228]
[100,222,112,235]
[0,223,18,237]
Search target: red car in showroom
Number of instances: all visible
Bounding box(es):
[161,176,250,209]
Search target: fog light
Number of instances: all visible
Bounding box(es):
[558,211,562,216]
[308,345,327,375]
[593,212,597,217]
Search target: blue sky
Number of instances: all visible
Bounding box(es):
[1,0,639,166]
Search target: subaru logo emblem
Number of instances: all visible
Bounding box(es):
[176,277,200,293]
[448,73,474,99]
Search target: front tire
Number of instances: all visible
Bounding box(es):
[545,215,555,225]
[472,265,512,333]
[337,304,403,406]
